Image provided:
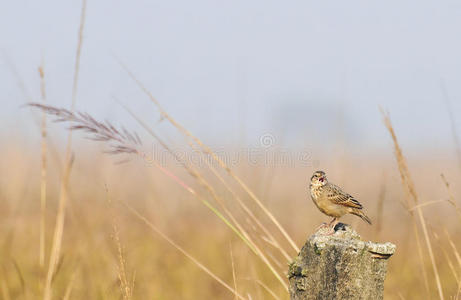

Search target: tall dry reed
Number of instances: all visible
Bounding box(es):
[118,61,300,254]
[38,62,47,271]
[383,111,444,300]
[43,1,87,299]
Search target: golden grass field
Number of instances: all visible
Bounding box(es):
[1,107,461,300]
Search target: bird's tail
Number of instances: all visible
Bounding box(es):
[351,209,372,225]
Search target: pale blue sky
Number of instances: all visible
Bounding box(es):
[1,0,461,155]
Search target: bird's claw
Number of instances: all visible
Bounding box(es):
[315,222,329,231]
[315,222,337,235]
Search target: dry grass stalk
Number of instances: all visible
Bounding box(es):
[441,81,461,172]
[71,0,87,111]
[383,111,444,300]
[182,141,291,265]
[375,174,386,234]
[0,275,11,300]
[229,243,238,300]
[456,279,461,300]
[124,203,248,300]
[38,63,48,270]
[44,161,73,300]
[62,266,79,300]
[2,50,33,101]
[114,224,133,300]
[10,260,26,297]
[440,174,461,222]
[382,111,430,295]
[107,185,134,300]
[409,199,449,211]
[120,105,254,242]
[431,229,460,282]
[187,140,292,262]
[244,278,281,300]
[5,51,65,172]
[123,108,288,290]
[443,228,461,271]
[174,170,288,290]
[119,61,299,253]
[30,103,288,292]
[397,292,407,300]
[43,1,87,299]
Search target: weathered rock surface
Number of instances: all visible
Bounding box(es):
[288,224,396,300]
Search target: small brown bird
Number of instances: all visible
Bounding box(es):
[310,170,371,232]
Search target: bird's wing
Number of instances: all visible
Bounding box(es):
[326,184,363,209]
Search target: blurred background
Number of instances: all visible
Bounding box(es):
[3,0,461,150]
[1,1,461,299]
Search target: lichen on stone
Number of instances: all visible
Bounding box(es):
[289,223,396,300]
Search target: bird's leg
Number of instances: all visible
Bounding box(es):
[315,222,329,231]
[330,217,340,230]
[328,217,338,227]
[321,218,338,235]
[316,218,339,235]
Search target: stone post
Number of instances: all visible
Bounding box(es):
[288,224,396,300]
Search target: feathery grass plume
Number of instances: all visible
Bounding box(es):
[28,103,142,157]
[382,110,444,300]
[118,61,299,254]
[29,102,289,293]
